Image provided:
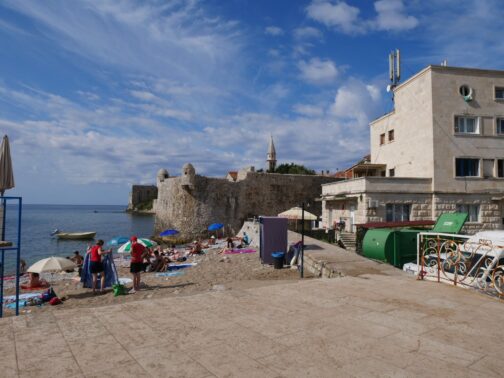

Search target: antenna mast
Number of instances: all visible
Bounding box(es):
[387,49,401,101]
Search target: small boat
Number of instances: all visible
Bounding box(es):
[52,230,96,240]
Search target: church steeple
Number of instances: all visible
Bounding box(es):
[267,135,277,172]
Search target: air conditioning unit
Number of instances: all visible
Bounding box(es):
[367,199,379,209]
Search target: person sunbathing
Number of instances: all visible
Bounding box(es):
[23,272,49,289]
[150,251,165,272]
[189,241,203,255]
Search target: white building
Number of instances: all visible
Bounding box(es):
[321,65,504,234]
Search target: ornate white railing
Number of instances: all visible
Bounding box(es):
[417,232,504,296]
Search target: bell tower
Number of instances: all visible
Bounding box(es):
[266,135,277,172]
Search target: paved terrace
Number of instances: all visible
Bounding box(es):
[1,237,503,377]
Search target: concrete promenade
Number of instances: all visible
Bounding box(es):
[1,238,503,377]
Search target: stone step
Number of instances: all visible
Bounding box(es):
[303,254,342,278]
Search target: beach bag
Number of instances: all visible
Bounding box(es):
[112,283,126,297]
[41,288,56,302]
[49,297,62,306]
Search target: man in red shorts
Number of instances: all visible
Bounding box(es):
[129,236,146,294]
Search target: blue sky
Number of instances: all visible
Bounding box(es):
[1,0,503,205]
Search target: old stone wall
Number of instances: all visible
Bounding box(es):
[128,185,158,211]
[154,171,337,239]
[433,193,502,234]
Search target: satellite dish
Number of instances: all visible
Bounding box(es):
[386,85,392,93]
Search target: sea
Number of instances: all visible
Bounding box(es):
[1,204,154,274]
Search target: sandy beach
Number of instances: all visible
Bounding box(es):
[2,242,306,316]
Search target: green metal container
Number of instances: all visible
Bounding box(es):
[362,228,420,268]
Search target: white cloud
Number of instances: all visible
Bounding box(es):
[306,1,364,34]
[265,26,284,36]
[373,0,419,31]
[331,79,382,126]
[298,58,339,85]
[293,26,322,39]
[292,103,324,117]
[306,0,418,34]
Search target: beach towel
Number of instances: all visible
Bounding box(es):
[223,249,256,255]
[81,253,118,289]
[154,271,185,277]
[2,293,41,304]
[167,263,197,271]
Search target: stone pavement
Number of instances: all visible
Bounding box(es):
[0,235,504,377]
[298,232,399,278]
[1,249,503,377]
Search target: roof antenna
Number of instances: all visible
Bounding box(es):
[386,49,401,102]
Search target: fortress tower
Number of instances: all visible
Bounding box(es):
[266,135,277,172]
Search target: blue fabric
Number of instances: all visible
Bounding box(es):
[81,253,118,289]
[208,223,224,231]
[160,229,179,236]
[154,271,185,277]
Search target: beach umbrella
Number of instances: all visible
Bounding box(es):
[107,236,129,247]
[160,229,179,237]
[117,238,157,253]
[208,223,224,231]
[278,207,318,221]
[0,135,15,196]
[27,256,75,274]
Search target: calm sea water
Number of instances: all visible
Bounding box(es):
[1,204,154,273]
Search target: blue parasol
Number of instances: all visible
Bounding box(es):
[208,223,224,231]
[107,236,129,247]
[160,229,179,237]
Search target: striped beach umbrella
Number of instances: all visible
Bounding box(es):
[117,238,157,253]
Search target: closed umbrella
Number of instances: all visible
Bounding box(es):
[160,229,179,237]
[27,257,76,274]
[117,238,157,253]
[0,135,15,196]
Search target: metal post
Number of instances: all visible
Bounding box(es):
[0,250,4,318]
[0,197,4,318]
[301,202,305,278]
[15,197,22,316]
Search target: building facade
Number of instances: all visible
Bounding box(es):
[321,65,504,234]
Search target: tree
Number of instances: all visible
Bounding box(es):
[273,163,316,175]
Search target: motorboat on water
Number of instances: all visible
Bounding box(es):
[51,229,96,240]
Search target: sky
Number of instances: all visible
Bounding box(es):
[1,0,504,205]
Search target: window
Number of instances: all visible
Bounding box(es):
[380,133,385,145]
[388,129,394,142]
[497,118,504,134]
[455,158,479,177]
[455,116,479,134]
[496,87,504,100]
[483,159,494,178]
[386,204,410,222]
[456,204,479,222]
[389,168,395,177]
[498,159,504,178]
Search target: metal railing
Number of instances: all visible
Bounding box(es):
[417,232,504,296]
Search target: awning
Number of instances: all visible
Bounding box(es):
[316,195,348,202]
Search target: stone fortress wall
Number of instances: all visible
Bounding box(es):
[153,164,337,239]
[127,185,158,211]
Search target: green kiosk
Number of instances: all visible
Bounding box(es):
[362,213,468,268]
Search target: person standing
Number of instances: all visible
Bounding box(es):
[129,236,145,294]
[87,240,112,294]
